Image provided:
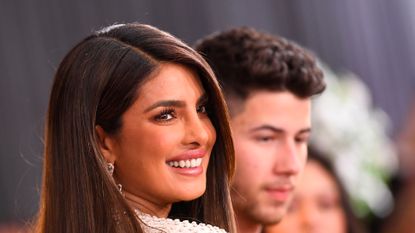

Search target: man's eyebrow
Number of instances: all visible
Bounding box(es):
[249,125,312,134]
[249,125,284,133]
[297,128,311,135]
[144,100,185,113]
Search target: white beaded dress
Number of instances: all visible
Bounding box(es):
[135,209,228,233]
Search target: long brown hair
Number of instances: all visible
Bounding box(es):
[308,146,367,233]
[35,23,235,233]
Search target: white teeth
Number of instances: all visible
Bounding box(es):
[168,158,202,168]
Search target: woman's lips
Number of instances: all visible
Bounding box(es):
[167,149,206,162]
[166,149,206,176]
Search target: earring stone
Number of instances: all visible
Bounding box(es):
[107,163,114,176]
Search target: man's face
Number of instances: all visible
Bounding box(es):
[230,91,311,225]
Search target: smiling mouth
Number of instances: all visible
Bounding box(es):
[167,158,202,168]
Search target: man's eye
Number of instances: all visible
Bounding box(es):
[295,137,309,144]
[255,136,275,142]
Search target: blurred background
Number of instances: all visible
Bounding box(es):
[1,0,414,232]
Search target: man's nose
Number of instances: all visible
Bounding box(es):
[273,139,302,175]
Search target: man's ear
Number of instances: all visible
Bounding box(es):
[95,125,117,163]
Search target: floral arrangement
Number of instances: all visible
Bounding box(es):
[311,63,398,217]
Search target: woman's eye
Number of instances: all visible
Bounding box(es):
[318,199,339,211]
[197,104,208,114]
[154,109,176,122]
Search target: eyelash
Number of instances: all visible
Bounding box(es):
[295,136,309,144]
[154,108,176,122]
[197,103,208,114]
[153,104,209,122]
[253,135,309,145]
[255,136,275,142]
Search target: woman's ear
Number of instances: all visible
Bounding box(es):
[95,125,117,163]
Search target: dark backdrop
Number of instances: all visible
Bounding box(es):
[1,0,414,223]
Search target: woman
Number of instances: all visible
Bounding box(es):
[35,23,236,233]
[264,146,366,233]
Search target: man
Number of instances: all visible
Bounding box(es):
[195,27,325,233]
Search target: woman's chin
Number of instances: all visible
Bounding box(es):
[174,186,206,202]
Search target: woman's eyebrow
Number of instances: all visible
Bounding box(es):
[197,93,208,105]
[144,93,208,113]
[144,100,185,113]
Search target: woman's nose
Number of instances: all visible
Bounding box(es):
[183,112,215,147]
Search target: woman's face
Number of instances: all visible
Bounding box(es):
[265,160,347,233]
[100,63,216,213]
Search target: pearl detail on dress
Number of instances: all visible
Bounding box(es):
[135,209,227,233]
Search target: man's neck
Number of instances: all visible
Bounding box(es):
[235,211,263,233]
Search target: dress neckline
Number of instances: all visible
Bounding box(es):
[134,209,227,233]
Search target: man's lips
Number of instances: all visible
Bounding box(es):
[264,185,294,202]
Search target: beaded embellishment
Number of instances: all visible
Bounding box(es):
[135,209,227,233]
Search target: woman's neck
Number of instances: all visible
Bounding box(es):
[123,190,172,218]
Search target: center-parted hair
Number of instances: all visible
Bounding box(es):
[195,27,325,102]
[35,23,235,233]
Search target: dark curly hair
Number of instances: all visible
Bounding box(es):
[195,27,325,102]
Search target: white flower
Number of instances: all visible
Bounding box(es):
[311,63,398,217]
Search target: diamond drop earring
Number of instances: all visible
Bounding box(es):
[107,163,114,176]
[106,162,123,195]
[107,163,123,194]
